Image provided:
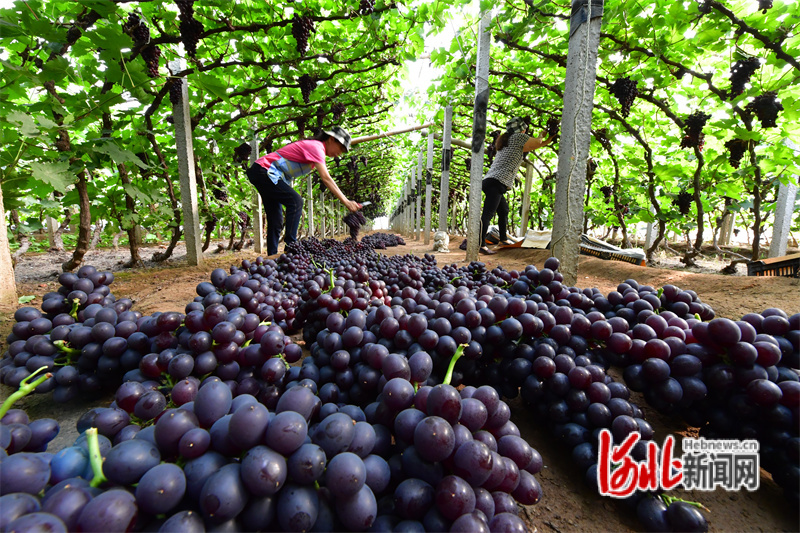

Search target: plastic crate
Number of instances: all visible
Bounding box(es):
[746,253,800,278]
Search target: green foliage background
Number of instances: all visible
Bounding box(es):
[1,0,797,259]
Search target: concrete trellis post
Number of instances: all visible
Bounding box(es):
[719,212,733,246]
[331,195,336,236]
[551,0,603,286]
[0,185,17,310]
[320,189,326,238]
[406,177,412,236]
[409,169,416,238]
[769,179,798,257]
[46,200,58,250]
[644,207,657,250]
[415,152,423,241]
[520,163,534,237]
[439,105,453,232]
[307,174,314,238]
[249,127,264,253]
[169,59,203,267]
[466,11,492,261]
[424,132,434,245]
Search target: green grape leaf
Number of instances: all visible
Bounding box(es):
[29,160,74,192]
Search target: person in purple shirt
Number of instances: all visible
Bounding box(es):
[247,126,361,255]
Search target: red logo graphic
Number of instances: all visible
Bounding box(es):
[597,429,683,498]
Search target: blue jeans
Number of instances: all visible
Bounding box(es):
[246,164,304,255]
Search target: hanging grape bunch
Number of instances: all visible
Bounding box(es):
[728,57,760,99]
[546,117,560,140]
[595,128,612,151]
[316,106,326,128]
[66,26,82,43]
[346,156,358,176]
[360,155,368,167]
[486,130,500,164]
[724,139,748,168]
[123,13,149,44]
[291,14,315,56]
[238,211,250,230]
[141,45,161,78]
[680,111,711,150]
[674,191,693,215]
[176,0,204,58]
[745,91,783,128]
[296,117,307,138]
[233,142,252,163]
[203,212,217,233]
[758,0,773,12]
[358,0,376,15]
[259,137,274,154]
[168,79,183,105]
[600,185,613,201]
[343,211,367,240]
[298,74,316,104]
[211,179,229,202]
[331,102,346,122]
[465,157,472,170]
[609,77,638,117]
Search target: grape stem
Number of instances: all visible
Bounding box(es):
[0,366,51,419]
[86,427,108,488]
[660,493,710,512]
[274,354,291,370]
[53,340,80,365]
[443,344,467,386]
[243,320,271,347]
[68,297,81,319]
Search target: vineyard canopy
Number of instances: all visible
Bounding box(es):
[0,0,798,266]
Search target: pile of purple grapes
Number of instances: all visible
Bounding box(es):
[0,233,797,532]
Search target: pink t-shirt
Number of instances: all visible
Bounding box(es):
[254,139,326,185]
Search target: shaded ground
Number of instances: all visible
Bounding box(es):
[4,233,800,533]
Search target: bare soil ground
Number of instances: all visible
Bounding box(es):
[4,234,800,533]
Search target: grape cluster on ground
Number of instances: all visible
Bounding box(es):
[0,234,797,533]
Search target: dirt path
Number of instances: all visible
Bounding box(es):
[5,234,800,533]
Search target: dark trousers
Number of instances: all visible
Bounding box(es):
[480,178,509,245]
[246,164,303,256]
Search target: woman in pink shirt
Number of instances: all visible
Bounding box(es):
[247,126,361,255]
